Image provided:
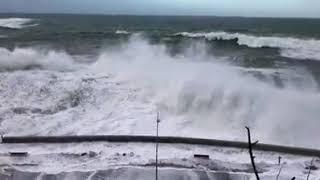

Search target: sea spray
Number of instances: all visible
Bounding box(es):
[0,48,81,71]
[0,34,319,147]
[92,35,320,147]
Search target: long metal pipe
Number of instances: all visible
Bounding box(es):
[2,135,320,157]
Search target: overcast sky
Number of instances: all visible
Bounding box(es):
[0,0,319,18]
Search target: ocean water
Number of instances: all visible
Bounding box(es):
[1,14,320,148]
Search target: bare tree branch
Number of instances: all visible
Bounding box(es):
[276,165,282,180]
[245,126,260,180]
[306,158,315,180]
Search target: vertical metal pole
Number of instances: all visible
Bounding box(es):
[156,112,160,180]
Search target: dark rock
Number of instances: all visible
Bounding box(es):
[129,152,134,157]
[80,153,87,156]
[70,95,81,108]
[41,109,55,115]
[12,107,29,114]
[56,105,68,112]
[31,108,42,114]
[305,165,318,170]
[89,151,97,158]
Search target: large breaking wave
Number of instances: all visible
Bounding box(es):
[92,35,320,147]
[0,18,37,29]
[0,48,81,71]
[0,35,320,148]
[176,32,320,61]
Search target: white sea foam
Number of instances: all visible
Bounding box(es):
[115,30,130,34]
[176,31,320,60]
[0,48,81,71]
[93,35,320,147]
[0,18,37,29]
[0,35,320,148]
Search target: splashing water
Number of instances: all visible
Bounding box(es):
[93,35,320,147]
[0,35,320,148]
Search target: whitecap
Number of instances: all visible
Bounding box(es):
[0,47,81,71]
[115,30,130,34]
[0,18,37,29]
[176,31,320,60]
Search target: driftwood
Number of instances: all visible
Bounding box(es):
[245,127,260,180]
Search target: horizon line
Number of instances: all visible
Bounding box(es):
[1,11,320,20]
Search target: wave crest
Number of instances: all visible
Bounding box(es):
[0,18,37,29]
[1,35,320,147]
[0,48,81,71]
[176,32,320,60]
[92,35,320,147]
[115,30,130,35]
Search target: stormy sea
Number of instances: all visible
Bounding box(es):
[0,14,320,179]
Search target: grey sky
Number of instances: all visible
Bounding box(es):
[0,0,319,18]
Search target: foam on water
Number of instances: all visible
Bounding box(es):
[0,35,320,148]
[115,30,130,35]
[0,18,37,29]
[176,32,320,61]
[93,35,320,147]
[0,47,81,71]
